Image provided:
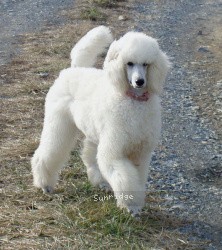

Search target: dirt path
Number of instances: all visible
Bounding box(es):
[137,0,222,248]
[0,0,74,65]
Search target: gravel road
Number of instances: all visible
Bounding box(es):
[1,0,221,249]
[0,0,74,65]
[133,0,222,249]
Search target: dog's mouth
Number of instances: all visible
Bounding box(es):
[126,89,150,102]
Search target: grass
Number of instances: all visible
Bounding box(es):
[0,0,208,249]
[81,7,106,21]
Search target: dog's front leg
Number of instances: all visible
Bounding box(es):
[137,146,153,186]
[81,139,112,191]
[97,138,146,216]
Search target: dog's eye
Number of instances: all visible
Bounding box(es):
[127,62,134,66]
[143,63,148,67]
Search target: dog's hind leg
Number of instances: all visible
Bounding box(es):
[81,139,112,192]
[31,99,78,193]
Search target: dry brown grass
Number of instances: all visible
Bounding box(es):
[0,0,207,249]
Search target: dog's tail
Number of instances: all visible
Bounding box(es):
[70,26,113,68]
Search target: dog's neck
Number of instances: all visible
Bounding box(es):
[126,87,150,102]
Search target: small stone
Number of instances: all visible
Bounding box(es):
[216,80,222,87]
[180,196,188,201]
[191,106,200,111]
[38,72,49,78]
[198,47,210,53]
[201,140,208,144]
[118,15,126,21]
[169,204,185,211]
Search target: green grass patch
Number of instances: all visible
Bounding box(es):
[81,7,106,21]
[57,190,162,249]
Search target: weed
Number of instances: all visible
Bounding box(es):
[81,7,106,21]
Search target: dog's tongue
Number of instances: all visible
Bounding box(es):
[126,90,150,102]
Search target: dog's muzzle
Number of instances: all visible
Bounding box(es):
[135,78,145,88]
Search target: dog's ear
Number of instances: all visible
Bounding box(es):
[103,40,120,68]
[103,39,127,94]
[148,51,171,94]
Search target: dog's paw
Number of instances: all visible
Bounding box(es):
[99,182,112,193]
[128,207,141,219]
[117,201,142,218]
[42,186,54,194]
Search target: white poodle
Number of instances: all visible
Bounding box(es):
[31,26,170,216]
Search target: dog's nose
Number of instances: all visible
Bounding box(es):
[135,79,145,87]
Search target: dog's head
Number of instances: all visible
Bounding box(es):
[104,32,170,96]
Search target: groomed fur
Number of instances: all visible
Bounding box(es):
[70,26,113,67]
[31,26,170,216]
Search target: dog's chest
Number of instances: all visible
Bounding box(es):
[113,100,160,140]
[71,96,161,145]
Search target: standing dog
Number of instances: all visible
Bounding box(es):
[31,26,170,216]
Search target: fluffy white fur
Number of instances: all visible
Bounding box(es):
[71,26,113,67]
[31,26,170,215]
